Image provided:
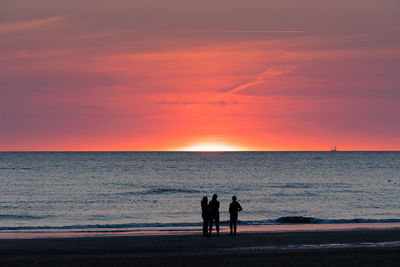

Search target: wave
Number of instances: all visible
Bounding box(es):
[245,217,400,225]
[0,167,32,170]
[268,183,314,189]
[144,188,202,194]
[0,214,47,220]
[118,188,202,196]
[1,217,400,231]
[276,216,321,223]
[0,222,202,231]
[243,217,400,225]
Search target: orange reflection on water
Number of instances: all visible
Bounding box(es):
[1,223,400,239]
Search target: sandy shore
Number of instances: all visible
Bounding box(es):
[1,229,400,266]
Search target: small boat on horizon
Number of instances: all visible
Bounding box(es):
[330,145,337,152]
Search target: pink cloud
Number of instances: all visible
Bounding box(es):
[0,0,399,150]
[0,17,64,34]
[220,65,296,96]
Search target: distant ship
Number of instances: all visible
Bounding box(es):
[330,145,337,152]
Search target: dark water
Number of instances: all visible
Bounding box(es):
[0,152,399,232]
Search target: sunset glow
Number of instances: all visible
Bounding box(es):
[181,143,244,152]
[1,0,399,151]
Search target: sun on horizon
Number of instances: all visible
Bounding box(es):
[180,143,245,152]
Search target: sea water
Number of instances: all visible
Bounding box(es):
[0,152,399,232]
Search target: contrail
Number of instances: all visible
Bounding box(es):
[180,30,305,33]
[219,65,296,97]
[0,17,64,34]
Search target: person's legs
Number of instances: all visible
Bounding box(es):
[202,218,208,236]
[215,217,219,236]
[209,218,214,236]
[232,216,238,236]
[229,217,233,235]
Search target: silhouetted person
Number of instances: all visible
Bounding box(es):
[208,194,220,236]
[201,196,209,237]
[229,196,242,236]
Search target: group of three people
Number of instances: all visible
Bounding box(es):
[201,194,243,237]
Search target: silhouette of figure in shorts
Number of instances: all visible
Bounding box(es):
[208,194,220,236]
[201,196,209,236]
[229,196,243,236]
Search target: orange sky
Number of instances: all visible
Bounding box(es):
[1,0,400,151]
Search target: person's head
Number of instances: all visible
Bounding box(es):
[202,196,207,203]
[212,194,217,200]
[232,196,237,201]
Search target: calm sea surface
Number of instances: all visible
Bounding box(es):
[0,152,399,232]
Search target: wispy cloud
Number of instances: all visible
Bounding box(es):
[0,17,64,34]
[180,29,306,34]
[158,101,197,105]
[157,100,238,105]
[220,65,296,96]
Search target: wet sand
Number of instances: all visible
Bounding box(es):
[1,229,400,266]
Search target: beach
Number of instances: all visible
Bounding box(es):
[1,152,399,266]
[1,229,400,266]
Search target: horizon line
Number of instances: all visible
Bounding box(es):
[1,150,400,152]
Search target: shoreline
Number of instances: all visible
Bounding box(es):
[1,229,400,266]
[2,228,400,254]
[1,222,400,239]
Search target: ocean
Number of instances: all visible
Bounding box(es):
[0,152,399,233]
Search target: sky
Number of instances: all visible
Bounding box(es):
[1,0,399,151]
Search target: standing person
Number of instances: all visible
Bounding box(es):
[229,196,243,236]
[201,197,209,237]
[208,194,220,237]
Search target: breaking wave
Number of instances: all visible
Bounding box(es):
[1,217,400,231]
